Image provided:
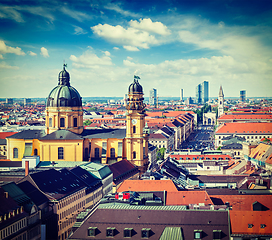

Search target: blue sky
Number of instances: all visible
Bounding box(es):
[0,0,272,98]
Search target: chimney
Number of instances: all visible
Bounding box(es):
[25,161,29,176]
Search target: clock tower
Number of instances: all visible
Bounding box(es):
[126,76,149,174]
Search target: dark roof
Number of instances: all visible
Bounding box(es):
[0,139,6,145]
[6,130,46,139]
[109,160,138,184]
[196,175,246,184]
[81,129,126,139]
[17,180,49,206]
[221,143,243,150]
[21,168,86,200]
[0,161,22,167]
[128,78,143,93]
[221,135,246,141]
[39,129,83,140]
[69,204,230,240]
[70,166,102,189]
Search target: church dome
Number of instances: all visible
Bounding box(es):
[128,76,143,93]
[46,64,82,107]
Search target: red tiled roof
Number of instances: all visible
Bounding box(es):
[230,211,272,235]
[216,122,272,134]
[218,114,272,120]
[117,180,179,192]
[209,194,272,211]
[166,191,213,205]
[0,132,18,139]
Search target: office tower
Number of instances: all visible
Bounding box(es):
[240,90,246,102]
[6,98,13,105]
[180,89,183,101]
[196,81,209,104]
[218,85,224,117]
[24,98,31,106]
[149,88,157,105]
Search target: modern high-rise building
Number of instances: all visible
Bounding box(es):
[240,90,246,102]
[195,81,209,104]
[6,98,13,105]
[24,98,31,106]
[149,88,157,105]
[180,89,183,101]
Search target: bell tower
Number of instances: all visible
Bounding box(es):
[126,76,148,174]
[218,85,224,118]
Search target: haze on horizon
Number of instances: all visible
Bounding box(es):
[0,0,272,99]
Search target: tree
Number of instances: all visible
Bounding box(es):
[83,120,92,126]
[156,147,166,160]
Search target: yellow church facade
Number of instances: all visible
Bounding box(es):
[6,65,148,174]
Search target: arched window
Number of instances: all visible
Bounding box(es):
[95,148,100,158]
[133,151,136,159]
[133,126,136,134]
[73,118,77,127]
[60,118,65,127]
[58,147,64,159]
[13,148,18,159]
[110,148,115,158]
[34,149,38,156]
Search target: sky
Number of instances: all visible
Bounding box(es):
[0,0,272,99]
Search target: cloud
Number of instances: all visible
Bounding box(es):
[0,61,19,69]
[28,51,37,56]
[104,3,139,18]
[113,47,119,50]
[0,5,54,22]
[129,18,171,35]
[123,46,139,51]
[40,47,49,58]
[91,23,159,50]
[73,25,88,35]
[69,49,112,68]
[0,40,25,56]
[60,6,92,22]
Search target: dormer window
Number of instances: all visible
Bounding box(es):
[141,228,151,238]
[260,224,266,228]
[88,227,97,237]
[194,230,202,239]
[213,230,222,239]
[124,228,133,238]
[106,227,116,237]
[248,224,253,228]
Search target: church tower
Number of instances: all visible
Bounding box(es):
[218,85,224,118]
[45,64,83,135]
[126,76,149,174]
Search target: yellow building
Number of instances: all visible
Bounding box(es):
[6,66,148,174]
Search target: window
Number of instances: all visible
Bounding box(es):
[60,118,65,127]
[110,148,115,158]
[133,126,136,134]
[88,227,97,236]
[73,118,77,127]
[213,230,222,239]
[49,118,52,127]
[13,148,18,159]
[248,224,253,228]
[124,228,133,238]
[34,149,38,156]
[106,227,115,237]
[260,224,266,228]
[194,230,202,239]
[95,148,100,158]
[133,151,136,159]
[58,147,64,159]
[141,228,151,239]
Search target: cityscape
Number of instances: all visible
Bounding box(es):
[1,1,272,240]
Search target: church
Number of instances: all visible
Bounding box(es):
[6,65,149,174]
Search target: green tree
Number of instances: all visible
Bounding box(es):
[83,120,92,126]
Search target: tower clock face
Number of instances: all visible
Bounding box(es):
[132,119,137,125]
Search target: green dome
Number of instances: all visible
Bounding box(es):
[46,65,82,107]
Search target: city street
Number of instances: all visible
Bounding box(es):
[181,125,215,151]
